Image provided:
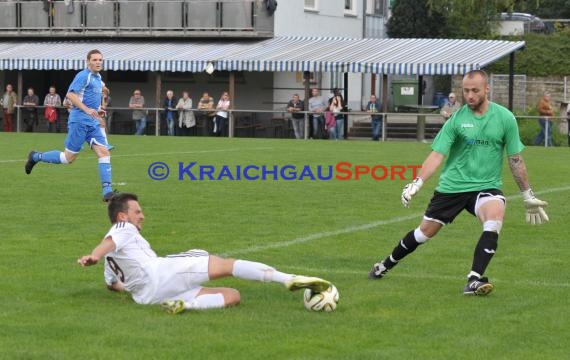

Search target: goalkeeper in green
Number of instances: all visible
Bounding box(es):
[369,70,549,295]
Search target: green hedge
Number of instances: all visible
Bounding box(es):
[486,31,570,76]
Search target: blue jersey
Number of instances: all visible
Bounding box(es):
[67,68,103,125]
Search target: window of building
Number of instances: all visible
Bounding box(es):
[366,0,384,16]
[344,0,357,16]
[304,0,318,11]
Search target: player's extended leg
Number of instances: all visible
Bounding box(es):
[25,122,89,174]
[464,197,505,296]
[369,219,442,279]
[208,256,330,292]
[162,287,240,314]
[25,148,78,174]
[161,255,331,314]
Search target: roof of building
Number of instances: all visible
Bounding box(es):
[0,36,525,75]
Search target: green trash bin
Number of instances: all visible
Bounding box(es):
[392,78,419,112]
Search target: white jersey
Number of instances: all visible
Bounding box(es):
[104,222,158,297]
[103,222,210,305]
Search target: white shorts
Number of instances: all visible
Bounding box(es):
[134,249,210,305]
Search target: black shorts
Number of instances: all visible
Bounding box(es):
[424,189,505,225]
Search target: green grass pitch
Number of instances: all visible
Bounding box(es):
[1,133,568,359]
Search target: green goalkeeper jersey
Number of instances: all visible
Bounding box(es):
[431,102,525,193]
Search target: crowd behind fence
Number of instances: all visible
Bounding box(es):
[10,104,570,146]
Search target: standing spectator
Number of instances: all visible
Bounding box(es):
[329,88,344,140]
[214,91,230,137]
[100,87,114,151]
[2,84,18,132]
[25,49,115,202]
[163,90,177,136]
[287,93,305,139]
[102,86,113,132]
[176,91,195,136]
[197,91,215,135]
[440,92,461,121]
[129,89,147,136]
[533,91,554,147]
[44,86,62,133]
[308,88,327,139]
[22,87,40,132]
[366,94,383,141]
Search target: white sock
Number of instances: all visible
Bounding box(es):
[232,260,293,284]
[467,271,482,280]
[185,294,226,310]
[98,156,111,164]
[59,152,69,164]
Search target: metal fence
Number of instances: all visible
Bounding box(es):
[11,105,569,146]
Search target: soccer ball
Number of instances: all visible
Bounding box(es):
[303,285,339,312]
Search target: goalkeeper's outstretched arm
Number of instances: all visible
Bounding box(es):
[508,153,549,225]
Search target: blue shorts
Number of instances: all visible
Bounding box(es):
[64,122,107,153]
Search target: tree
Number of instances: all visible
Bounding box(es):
[386,0,448,38]
[427,0,513,38]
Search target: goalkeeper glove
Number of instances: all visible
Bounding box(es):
[401,177,423,208]
[522,189,549,225]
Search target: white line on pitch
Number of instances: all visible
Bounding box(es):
[0,147,275,163]
[223,185,570,257]
[284,265,570,289]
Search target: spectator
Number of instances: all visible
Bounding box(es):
[308,88,327,139]
[176,91,195,136]
[102,86,113,132]
[163,90,177,136]
[43,86,62,133]
[197,91,215,135]
[214,91,231,137]
[366,94,383,141]
[287,93,305,139]
[329,88,344,140]
[22,87,40,132]
[440,92,461,121]
[2,84,18,132]
[129,89,147,136]
[533,91,554,147]
[324,109,336,140]
[100,87,115,151]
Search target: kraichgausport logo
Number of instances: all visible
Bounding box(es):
[148,161,421,181]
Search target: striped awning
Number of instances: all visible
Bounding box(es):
[0,36,525,75]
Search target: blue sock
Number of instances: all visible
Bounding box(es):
[37,151,62,164]
[98,157,113,195]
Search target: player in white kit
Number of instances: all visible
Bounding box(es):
[78,192,332,314]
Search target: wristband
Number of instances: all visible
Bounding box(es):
[521,189,534,201]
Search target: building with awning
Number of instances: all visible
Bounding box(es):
[0,36,525,111]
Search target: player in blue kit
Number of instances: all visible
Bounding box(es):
[25,49,115,202]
